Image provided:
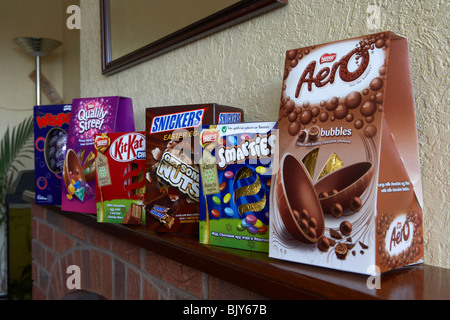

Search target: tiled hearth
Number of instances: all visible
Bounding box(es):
[31,204,265,300]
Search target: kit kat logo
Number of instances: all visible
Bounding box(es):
[320,53,337,64]
[109,133,145,162]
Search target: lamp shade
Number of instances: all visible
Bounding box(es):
[13,37,62,57]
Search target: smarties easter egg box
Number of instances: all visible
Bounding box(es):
[94,132,146,225]
[198,122,277,252]
[62,96,135,214]
[269,32,423,274]
[145,104,243,234]
[34,104,71,205]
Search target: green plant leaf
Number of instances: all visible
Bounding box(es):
[0,115,34,222]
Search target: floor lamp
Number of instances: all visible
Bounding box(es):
[13,37,62,106]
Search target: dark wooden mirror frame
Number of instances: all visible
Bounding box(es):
[100,0,287,75]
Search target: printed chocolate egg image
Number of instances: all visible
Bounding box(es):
[44,127,67,173]
[63,149,87,201]
[314,161,374,215]
[276,154,324,243]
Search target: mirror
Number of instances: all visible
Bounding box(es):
[100,0,288,75]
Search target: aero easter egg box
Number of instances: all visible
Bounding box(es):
[198,122,277,252]
[34,104,71,205]
[270,32,424,274]
[94,132,146,225]
[62,96,134,214]
[145,104,243,234]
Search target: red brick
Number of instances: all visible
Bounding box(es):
[144,251,203,298]
[38,223,53,249]
[101,253,113,300]
[45,249,56,272]
[54,230,75,254]
[64,218,89,242]
[90,229,111,250]
[91,250,102,294]
[126,268,141,300]
[143,279,159,300]
[50,264,62,299]
[81,250,92,291]
[32,240,45,267]
[32,282,46,300]
[31,204,46,220]
[112,237,141,267]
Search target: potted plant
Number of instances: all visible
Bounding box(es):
[0,115,34,298]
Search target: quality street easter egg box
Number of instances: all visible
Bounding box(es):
[198,122,277,252]
[62,96,134,214]
[94,132,146,225]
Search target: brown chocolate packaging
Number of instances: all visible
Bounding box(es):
[269,32,423,275]
[145,104,243,234]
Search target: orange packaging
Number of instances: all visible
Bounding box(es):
[269,32,423,275]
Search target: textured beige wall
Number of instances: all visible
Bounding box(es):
[80,0,449,269]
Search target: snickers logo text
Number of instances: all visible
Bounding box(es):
[150,109,204,133]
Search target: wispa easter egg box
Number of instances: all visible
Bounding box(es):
[198,122,277,252]
[34,104,71,205]
[62,96,134,214]
[269,32,423,274]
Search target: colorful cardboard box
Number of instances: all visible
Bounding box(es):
[62,96,134,214]
[145,104,243,234]
[94,132,146,225]
[34,104,71,205]
[269,32,423,274]
[198,122,277,252]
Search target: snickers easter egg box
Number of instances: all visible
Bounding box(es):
[270,32,424,274]
[145,103,243,234]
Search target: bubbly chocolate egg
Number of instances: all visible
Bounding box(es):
[314,161,374,215]
[276,154,325,243]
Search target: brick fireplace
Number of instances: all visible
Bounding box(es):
[30,203,265,300]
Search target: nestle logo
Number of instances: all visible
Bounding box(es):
[109,133,145,162]
[320,53,337,64]
[87,102,95,110]
[201,130,219,145]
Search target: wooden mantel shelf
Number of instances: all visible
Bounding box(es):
[24,190,449,300]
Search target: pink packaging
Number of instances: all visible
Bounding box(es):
[61,96,134,213]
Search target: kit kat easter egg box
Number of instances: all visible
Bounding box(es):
[62,96,135,214]
[198,122,277,252]
[94,132,146,225]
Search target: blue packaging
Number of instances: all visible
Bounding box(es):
[34,104,71,205]
[198,122,277,252]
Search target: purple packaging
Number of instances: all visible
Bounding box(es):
[61,96,134,214]
[34,104,72,205]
